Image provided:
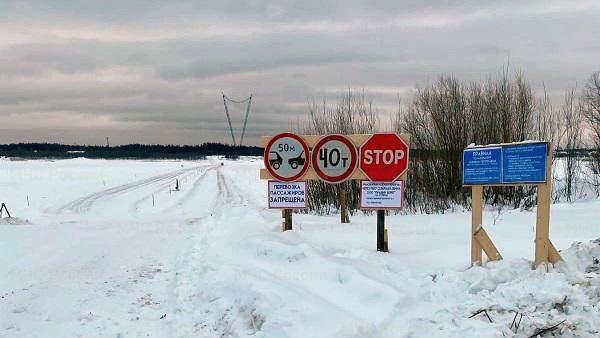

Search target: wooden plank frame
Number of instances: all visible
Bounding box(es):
[259,134,410,181]
[261,133,410,243]
[466,142,563,269]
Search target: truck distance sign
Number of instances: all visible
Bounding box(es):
[264,133,310,182]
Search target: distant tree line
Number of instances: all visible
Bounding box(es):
[0,142,262,159]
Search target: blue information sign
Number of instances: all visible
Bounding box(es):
[502,143,547,183]
[462,142,548,185]
[463,147,502,185]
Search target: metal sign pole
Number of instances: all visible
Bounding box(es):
[377,210,387,252]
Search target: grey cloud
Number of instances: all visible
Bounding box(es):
[158,51,379,80]
[7,0,593,25]
[0,0,599,145]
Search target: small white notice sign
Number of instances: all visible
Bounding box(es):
[268,181,307,209]
[360,181,403,209]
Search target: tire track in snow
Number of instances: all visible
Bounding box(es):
[216,168,235,205]
[164,168,230,337]
[216,165,264,209]
[162,165,277,337]
[55,166,205,214]
[223,171,271,218]
[172,165,219,209]
[196,166,411,336]
[169,166,277,336]
[164,166,260,337]
[129,165,216,212]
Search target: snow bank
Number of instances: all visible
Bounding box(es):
[0,158,598,337]
[418,240,600,337]
[0,217,30,226]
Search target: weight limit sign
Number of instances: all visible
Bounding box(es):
[264,132,310,182]
[311,134,357,183]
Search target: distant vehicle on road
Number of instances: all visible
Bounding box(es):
[288,151,305,169]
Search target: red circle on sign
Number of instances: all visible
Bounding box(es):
[359,133,409,182]
[311,134,357,183]
[264,132,310,182]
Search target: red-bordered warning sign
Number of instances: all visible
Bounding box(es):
[359,133,409,182]
[311,134,357,183]
[264,132,310,182]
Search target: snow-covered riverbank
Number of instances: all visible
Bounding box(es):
[1,158,598,337]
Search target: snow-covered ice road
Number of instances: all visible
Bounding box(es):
[55,164,210,214]
[0,158,290,337]
[1,157,599,337]
[0,160,223,336]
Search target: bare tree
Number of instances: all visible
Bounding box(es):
[396,70,541,212]
[583,72,600,196]
[559,88,584,202]
[532,86,561,201]
[305,90,377,221]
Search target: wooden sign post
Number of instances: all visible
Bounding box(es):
[470,185,483,264]
[463,141,562,268]
[376,210,388,252]
[535,147,563,266]
[282,209,293,231]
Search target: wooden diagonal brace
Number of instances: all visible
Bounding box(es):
[548,240,563,264]
[473,225,503,261]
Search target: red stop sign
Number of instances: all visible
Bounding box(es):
[360,133,409,182]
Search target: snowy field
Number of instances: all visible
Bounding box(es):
[0,157,599,337]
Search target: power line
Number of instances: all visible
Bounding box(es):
[223,95,251,104]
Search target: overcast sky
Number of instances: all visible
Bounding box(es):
[1,1,599,146]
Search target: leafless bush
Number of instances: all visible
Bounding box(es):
[396,70,551,212]
[583,72,600,196]
[395,76,467,212]
[303,70,594,215]
[304,90,377,221]
[558,88,584,202]
[534,88,562,201]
